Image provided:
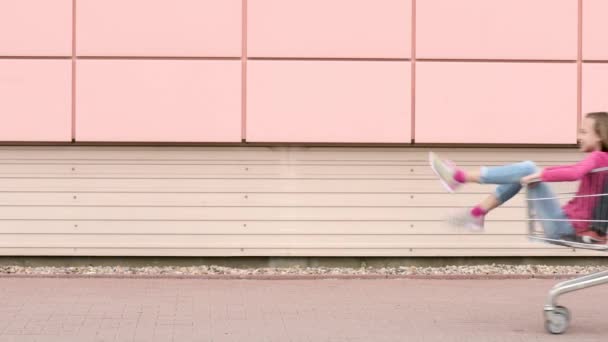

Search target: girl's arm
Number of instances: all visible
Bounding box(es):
[539,151,604,182]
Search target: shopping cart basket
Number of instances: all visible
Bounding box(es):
[527,167,608,334]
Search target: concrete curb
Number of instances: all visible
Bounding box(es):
[0,273,582,280]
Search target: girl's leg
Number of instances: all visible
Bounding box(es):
[430,153,540,230]
[478,184,520,212]
[429,152,538,190]
[467,161,538,214]
[448,184,520,230]
[442,159,539,209]
[469,160,539,185]
[460,169,574,239]
[527,183,575,240]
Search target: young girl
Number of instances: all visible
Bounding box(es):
[429,112,608,243]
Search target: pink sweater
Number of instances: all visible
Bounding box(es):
[541,151,608,233]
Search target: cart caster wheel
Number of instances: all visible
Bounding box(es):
[544,306,570,334]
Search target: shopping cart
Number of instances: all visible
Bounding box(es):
[526,167,608,334]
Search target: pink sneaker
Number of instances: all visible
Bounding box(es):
[446,209,485,232]
[429,152,461,193]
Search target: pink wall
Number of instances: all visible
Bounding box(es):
[0,60,72,141]
[76,0,242,57]
[0,0,606,144]
[416,0,577,60]
[416,62,577,144]
[248,0,411,59]
[76,60,241,142]
[583,0,608,61]
[0,0,72,56]
[247,60,411,143]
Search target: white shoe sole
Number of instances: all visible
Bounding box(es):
[429,152,455,193]
[447,219,485,233]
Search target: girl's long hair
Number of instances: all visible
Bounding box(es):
[586,112,608,152]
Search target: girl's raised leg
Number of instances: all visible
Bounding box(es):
[429,152,541,231]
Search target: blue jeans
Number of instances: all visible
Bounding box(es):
[480,161,575,239]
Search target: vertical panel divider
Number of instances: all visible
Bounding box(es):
[411,0,416,144]
[241,0,248,142]
[71,0,77,142]
[577,0,583,132]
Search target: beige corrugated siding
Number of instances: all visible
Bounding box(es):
[0,146,600,256]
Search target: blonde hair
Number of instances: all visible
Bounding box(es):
[586,112,608,152]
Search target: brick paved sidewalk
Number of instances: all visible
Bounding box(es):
[0,277,605,341]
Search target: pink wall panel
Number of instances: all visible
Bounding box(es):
[583,0,608,60]
[416,0,577,60]
[0,60,71,141]
[582,64,608,113]
[416,62,577,144]
[76,0,241,57]
[248,0,411,58]
[247,61,411,143]
[76,60,241,142]
[0,0,72,56]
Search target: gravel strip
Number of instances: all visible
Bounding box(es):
[0,264,605,278]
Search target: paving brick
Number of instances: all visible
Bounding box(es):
[0,278,606,341]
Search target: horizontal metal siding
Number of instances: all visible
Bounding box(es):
[0,146,598,256]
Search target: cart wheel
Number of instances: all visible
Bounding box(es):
[544,306,570,334]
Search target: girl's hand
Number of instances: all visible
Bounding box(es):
[521,172,542,187]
